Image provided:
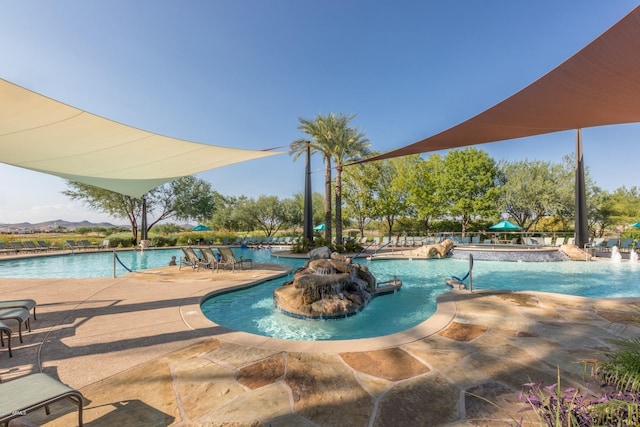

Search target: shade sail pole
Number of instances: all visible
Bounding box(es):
[575,129,588,248]
[303,142,314,242]
[141,195,148,242]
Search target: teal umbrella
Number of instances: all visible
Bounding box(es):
[632,222,640,228]
[313,224,326,231]
[192,224,212,231]
[489,220,521,231]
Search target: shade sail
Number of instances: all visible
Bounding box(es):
[0,79,282,198]
[361,6,640,163]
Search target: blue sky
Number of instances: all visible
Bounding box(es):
[1,1,639,224]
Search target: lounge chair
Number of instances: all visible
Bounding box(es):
[0,308,31,343]
[619,238,634,252]
[0,242,17,255]
[589,237,605,249]
[0,299,37,320]
[179,247,209,271]
[23,241,47,252]
[554,237,565,246]
[0,320,12,357]
[218,247,252,271]
[198,247,220,272]
[604,238,619,251]
[37,240,53,251]
[0,373,84,426]
[64,240,76,252]
[10,242,35,253]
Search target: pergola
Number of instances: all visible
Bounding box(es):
[0,79,282,238]
[359,6,640,248]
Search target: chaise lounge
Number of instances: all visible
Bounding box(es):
[0,373,84,426]
[0,320,11,357]
[0,299,37,320]
[0,308,31,343]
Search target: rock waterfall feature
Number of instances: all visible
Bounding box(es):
[273,247,400,319]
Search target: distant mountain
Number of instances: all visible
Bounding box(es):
[0,219,126,232]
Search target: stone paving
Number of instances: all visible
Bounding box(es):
[0,252,639,426]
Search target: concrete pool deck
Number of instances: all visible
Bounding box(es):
[1,249,639,426]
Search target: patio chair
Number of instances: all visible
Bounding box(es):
[0,299,37,320]
[179,247,209,271]
[0,320,12,357]
[10,241,34,253]
[619,238,634,252]
[0,242,17,255]
[198,247,220,272]
[23,241,47,252]
[65,240,76,252]
[218,247,252,271]
[604,238,619,251]
[37,240,53,251]
[0,307,31,343]
[0,373,84,426]
[589,237,605,249]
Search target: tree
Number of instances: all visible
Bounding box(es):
[499,159,563,231]
[375,157,412,238]
[439,148,500,234]
[290,192,325,233]
[234,195,294,237]
[400,154,445,234]
[146,176,215,231]
[342,159,382,237]
[609,186,640,230]
[588,187,616,237]
[331,124,370,243]
[63,176,214,242]
[290,113,362,242]
[210,192,244,231]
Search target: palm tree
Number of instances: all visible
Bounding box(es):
[331,126,370,244]
[290,113,353,242]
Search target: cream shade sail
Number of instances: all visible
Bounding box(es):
[361,5,640,163]
[0,79,282,198]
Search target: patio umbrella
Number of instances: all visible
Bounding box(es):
[489,220,521,231]
[631,222,640,228]
[313,224,326,231]
[192,224,212,231]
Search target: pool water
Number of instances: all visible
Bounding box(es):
[201,251,640,341]
[2,247,640,341]
[0,248,185,278]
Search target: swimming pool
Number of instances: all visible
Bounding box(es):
[2,247,640,341]
[0,248,184,278]
[201,254,640,340]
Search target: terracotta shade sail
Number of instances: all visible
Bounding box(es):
[361,6,640,163]
[0,79,282,198]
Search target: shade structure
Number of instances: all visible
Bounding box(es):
[192,225,212,231]
[0,79,282,198]
[359,6,640,163]
[313,224,326,231]
[489,221,521,231]
[631,222,640,228]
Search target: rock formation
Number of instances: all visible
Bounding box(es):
[274,249,378,319]
[412,238,455,258]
